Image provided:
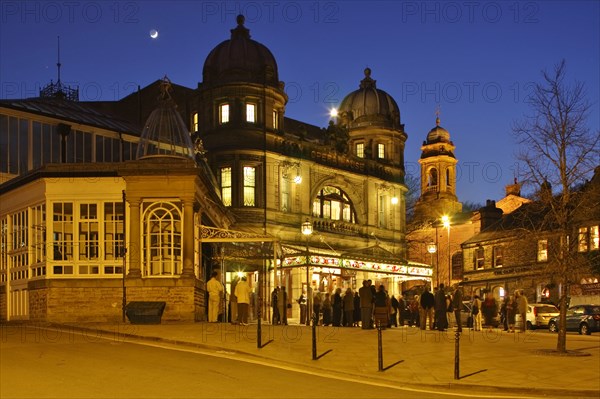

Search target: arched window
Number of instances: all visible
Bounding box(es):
[427,168,438,187]
[142,201,182,276]
[446,168,452,187]
[312,186,357,223]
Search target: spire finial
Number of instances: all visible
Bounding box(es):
[359,67,376,89]
[435,104,441,126]
[56,36,62,83]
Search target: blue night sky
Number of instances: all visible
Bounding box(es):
[1,1,599,206]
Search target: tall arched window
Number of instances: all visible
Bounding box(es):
[312,186,357,223]
[427,168,438,187]
[142,201,182,276]
[446,168,452,187]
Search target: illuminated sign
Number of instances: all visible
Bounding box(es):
[279,256,432,277]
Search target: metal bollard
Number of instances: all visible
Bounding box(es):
[312,312,317,360]
[377,320,383,371]
[454,330,460,379]
[257,299,262,349]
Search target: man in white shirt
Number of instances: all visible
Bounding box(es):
[207,271,223,322]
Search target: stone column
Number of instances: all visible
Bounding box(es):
[181,197,195,278]
[127,197,142,278]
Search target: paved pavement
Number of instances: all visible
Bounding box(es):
[45,319,600,398]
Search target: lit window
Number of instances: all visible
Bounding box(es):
[219,104,229,124]
[79,203,99,260]
[578,227,589,252]
[378,194,388,228]
[356,143,364,158]
[428,168,438,188]
[243,166,256,206]
[143,201,182,276]
[377,143,385,159]
[474,247,484,270]
[272,110,279,129]
[281,177,290,212]
[311,186,357,224]
[537,239,548,262]
[192,113,199,132]
[220,167,232,206]
[493,246,503,267]
[591,226,599,250]
[246,103,256,123]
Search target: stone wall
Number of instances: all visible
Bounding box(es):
[0,285,6,321]
[22,277,206,323]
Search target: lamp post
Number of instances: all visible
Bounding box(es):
[427,243,437,288]
[301,219,313,325]
[442,215,451,286]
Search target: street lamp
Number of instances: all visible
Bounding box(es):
[427,243,437,287]
[301,219,313,325]
[442,215,451,286]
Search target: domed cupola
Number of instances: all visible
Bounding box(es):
[338,68,401,130]
[202,15,280,88]
[426,116,451,144]
[136,76,195,160]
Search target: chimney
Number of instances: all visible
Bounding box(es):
[505,178,521,196]
[479,200,503,231]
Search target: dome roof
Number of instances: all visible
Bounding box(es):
[136,77,195,160]
[202,15,279,87]
[338,68,400,129]
[426,117,451,143]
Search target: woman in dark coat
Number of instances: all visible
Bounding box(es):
[353,292,361,327]
[322,293,332,326]
[482,292,498,329]
[373,285,390,329]
[332,288,343,327]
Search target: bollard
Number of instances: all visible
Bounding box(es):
[454,330,460,379]
[312,312,317,360]
[377,320,383,371]
[257,298,262,349]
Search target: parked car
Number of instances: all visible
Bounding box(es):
[515,303,560,330]
[548,305,600,335]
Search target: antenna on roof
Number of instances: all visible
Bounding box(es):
[40,36,79,101]
[56,36,62,84]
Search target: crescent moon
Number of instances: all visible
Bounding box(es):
[150,29,158,39]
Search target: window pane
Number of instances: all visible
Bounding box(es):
[243,166,255,206]
[356,143,364,158]
[246,104,256,123]
[591,226,599,250]
[220,104,229,124]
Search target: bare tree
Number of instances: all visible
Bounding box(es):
[513,60,600,352]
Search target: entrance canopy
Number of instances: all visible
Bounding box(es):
[279,243,432,279]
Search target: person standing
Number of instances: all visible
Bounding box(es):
[390,295,399,327]
[507,294,517,332]
[271,287,280,325]
[353,292,361,327]
[398,294,406,327]
[452,285,464,332]
[279,286,288,325]
[434,283,448,331]
[517,290,529,332]
[321,293,332,326]
[297,291,307,325]
[207,271,224,323]
[312,291,322,325]
[234,276,252,325]
[472,295,482,331]
[373,285,390,329]
[420,287,435,330]
[229,277,238,324]
[358,280,374,329]
[332,288,343,327]
[343,288,354,327]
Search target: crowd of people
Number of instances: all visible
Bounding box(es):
[299,282,530,333]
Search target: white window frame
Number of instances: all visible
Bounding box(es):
[219,103,229,124]
[246,103,256,123]
[356,143,364,158]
